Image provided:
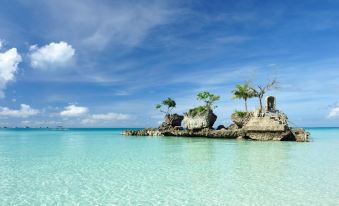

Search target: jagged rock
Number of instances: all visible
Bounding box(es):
[122,126,309,142]
[246,130,293,141]
[122,128,163,136]
[165,114,183,127]
[243,111,289,132]
[242,111,299,141]
[216,125,226,130]
[231,112,252,128]
[123,127,244,139]
[174,126,183,130]
[122,96,310,142]
[159,114,184,130]
[227,123,239,130]
[291,128,310,142]
[182,109,217,130]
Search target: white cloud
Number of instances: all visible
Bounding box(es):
[30,41,75,69]
[0,40,3,49]
[60,105,88,117]
[0,48,22,98]
[0,104,39,118]
[82,112,130,124]
[327,106,339,118]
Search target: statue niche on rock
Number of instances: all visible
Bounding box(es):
[155,98,183,131]
[183,91,219,130]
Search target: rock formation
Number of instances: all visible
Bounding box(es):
[122,96,310,142]
[241,109,289,140]
[231,112,252,128]
[158,114,183,130]
[182,109,217,130]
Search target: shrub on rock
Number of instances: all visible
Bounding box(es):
[231,110,252,128]
[183,91,220,130]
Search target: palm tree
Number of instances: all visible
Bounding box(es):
[232,82,254,112]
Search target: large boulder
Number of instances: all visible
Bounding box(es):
[159,114,183,130]
[182,109,217,130]
[231,112,252,128]
[165,114,183,126]
[243,111,288,132]
[243,111,291,141]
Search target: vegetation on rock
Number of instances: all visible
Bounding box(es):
[186,91,220,117]
[196,91,220,109]
[233,110,248,118]
[251,80,278,112]
[187,105,209,117]
[232,82,255,112]
[155,97,176,115]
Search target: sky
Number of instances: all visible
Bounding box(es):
[0,0,339,128]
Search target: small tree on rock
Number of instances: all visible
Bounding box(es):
[197,91,220,109]
[251,80,278,113]
[232,82,255,112]
[187,92,220,117]
[155,98,176,115]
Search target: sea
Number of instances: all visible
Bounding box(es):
[0,128,338,205]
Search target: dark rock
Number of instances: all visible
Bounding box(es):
[159,114,184,130]
[216,125,226,130]
[174,126,183,130]
[165,114,183,126]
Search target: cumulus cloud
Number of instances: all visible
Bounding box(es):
[327,106,339,118]
[0,48,22,98]
[29,41,75,69]
[82,113,130,124]
[0,104,39,118]
[60,105,88,117]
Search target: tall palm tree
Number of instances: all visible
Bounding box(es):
[232,82,254,112]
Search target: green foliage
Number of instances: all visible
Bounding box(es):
[232,82,255,112]
[185,91,219,117]
[232,82,255,100]
[155,98,176,115]
[233,110,248,118]
[196,91,220,109]
[187,105,209,117]
[162,98,176,108]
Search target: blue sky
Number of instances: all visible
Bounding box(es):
[0,0,339,127]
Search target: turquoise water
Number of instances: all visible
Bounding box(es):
[0,128,338,205]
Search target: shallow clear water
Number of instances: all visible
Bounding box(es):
[0,128,338,206]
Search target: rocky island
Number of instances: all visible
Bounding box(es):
[123,82,310,142]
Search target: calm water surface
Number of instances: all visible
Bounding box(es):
[0,128,338,205]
